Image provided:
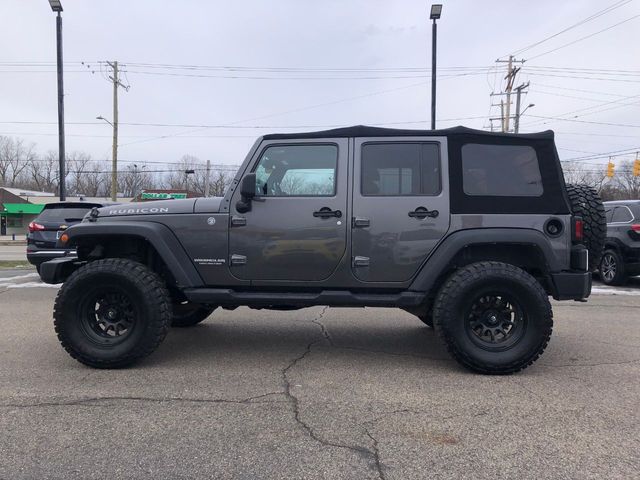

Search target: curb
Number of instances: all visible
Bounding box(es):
[0,241,27,246]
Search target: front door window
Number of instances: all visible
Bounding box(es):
[254,145,337,197]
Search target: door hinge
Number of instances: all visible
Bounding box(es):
[230,254,247,266]
[352,217,370,228]
[230,216,247,227]
[352,256,370,267]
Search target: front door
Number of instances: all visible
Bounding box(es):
[229,139,348,282]
[351,138,450,282]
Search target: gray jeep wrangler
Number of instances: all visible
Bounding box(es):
[42,126,606,374]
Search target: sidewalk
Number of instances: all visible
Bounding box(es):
[0,235,27,246]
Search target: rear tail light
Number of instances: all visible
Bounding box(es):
[631,224,640,232]
[28,222,45,233]
[573,218,584,243]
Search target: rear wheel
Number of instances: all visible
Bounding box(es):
[566,183,606,271]
[433,262,553,374]
[599,249,627,286]
[53,259,171,368]
[171,302,216,327]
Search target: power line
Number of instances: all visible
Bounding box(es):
[522,92,640,128]
[560,146,640,162]
[508,0,633,56]
[525,115,640,128]
[0,116,487,131]
[526,72,640,83]
[527,14,640,60]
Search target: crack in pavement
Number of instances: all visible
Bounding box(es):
[311,309,448,362]
[281,306,385,480]
[0,391,285,409]
[364,428,387,480]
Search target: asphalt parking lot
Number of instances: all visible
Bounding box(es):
[0,270,639,479]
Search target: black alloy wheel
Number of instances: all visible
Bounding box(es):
[466,294,526,350]
[78,288,137,344]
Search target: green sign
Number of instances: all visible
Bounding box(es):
[140,192,187,200]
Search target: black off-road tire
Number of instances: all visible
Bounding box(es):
[418,315,433,328]
[53,258,172,368]
[566,183,606,271]
[433,262,553,375]
[599,249,627,286]
[172,303,216,327]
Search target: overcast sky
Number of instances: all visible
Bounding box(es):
[1,0,639,172]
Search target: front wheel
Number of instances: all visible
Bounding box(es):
[53,259,172,368]
[433,262,553,375]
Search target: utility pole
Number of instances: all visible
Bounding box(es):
[49,1,66,200]
[204,160,211,197]
[514,81,530,134]
[108,61,119,201]
[105,61,129,201]
[493,56,525,132]
[429,5,443,130]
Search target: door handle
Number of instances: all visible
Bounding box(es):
[408,207,439,219]
[313,207,342,218]
[230,216,247,227]
[352,217,370,228]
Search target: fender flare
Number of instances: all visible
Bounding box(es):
[408,228,560,294]
[62,221,204,288]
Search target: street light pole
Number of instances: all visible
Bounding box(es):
[49,0,65,200]
[430,4,442,130]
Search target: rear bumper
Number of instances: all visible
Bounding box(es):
[551,271,592,300]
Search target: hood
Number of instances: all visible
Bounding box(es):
[98,198,197,217]
[93,197,226,218]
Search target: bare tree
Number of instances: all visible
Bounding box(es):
[208,170,233,197]
[0,136,36,187]
[28,151,59,193]
[561,161,608,191]
[610,160,640,200]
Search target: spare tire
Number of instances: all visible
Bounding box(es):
[566,184,606,271]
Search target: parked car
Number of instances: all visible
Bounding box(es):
[27,202,115,273]
[600,200,640,285]
[41,126,605,374]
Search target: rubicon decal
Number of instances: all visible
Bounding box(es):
[107,207,170,215]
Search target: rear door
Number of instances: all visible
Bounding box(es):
[228,139,348,282]
[351,137,450,282]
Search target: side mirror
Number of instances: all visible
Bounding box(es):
[236,173,256,213]
[240,173,256,199]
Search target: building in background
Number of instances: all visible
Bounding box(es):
[0,187,131,236]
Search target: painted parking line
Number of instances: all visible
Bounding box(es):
[3,281,61,289]
[0,272,60,290]
[591,287,640,296]
[0,272,39,282]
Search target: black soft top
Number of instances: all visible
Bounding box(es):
[263,125,554,140]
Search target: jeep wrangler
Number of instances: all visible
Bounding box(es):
[41,126,606,374]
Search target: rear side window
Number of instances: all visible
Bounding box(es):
[611,206,633,223]
[605,208,615,223]
[361,143,440,196]
[461,144,543,196]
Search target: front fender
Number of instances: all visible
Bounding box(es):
[59,221,204,288]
